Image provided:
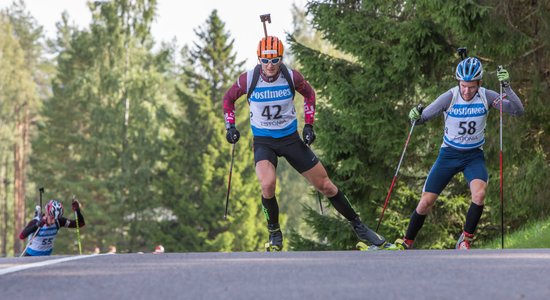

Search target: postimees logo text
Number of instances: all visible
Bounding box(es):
[448,103,487,118]
[250,87,292,101]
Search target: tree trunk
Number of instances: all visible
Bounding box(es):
[12,106,26,255]
[1,156,9,257]
[13,142,22,254]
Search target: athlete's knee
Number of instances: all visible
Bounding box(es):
[471,189,486,205]
[259,180,276,198]
[470,180,487,205]
[318,178,337,196]
[416,193,438,214]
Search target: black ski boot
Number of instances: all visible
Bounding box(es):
[350,217,387,247]
[265,223,283,252]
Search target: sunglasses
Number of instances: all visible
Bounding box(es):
[260,57,281,65]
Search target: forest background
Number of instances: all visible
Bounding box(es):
[0,0,548,256]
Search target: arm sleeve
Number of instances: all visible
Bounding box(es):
[292,70,316,125]
[486,87,525,116]
[19,219,40,239]
[417,90,453,124]
[222,72,247,128]
[60,209,85,228]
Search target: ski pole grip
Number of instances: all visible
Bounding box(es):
[416,103,424,113]
[457,47,468,60]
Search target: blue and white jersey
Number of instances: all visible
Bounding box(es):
[443,86,489,150]
[246,68,296,138]
[27,223,59,256]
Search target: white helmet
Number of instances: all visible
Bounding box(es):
[154,245,165,253]
[46,200,64,219]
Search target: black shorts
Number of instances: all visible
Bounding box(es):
[253,131,319,173]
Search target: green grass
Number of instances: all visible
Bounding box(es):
[478,218,550,249]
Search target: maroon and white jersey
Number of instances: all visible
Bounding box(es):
[223,65,316,138]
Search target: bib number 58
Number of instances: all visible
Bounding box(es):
[458,121,477,135]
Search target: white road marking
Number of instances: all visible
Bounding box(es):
[0,254,104,276]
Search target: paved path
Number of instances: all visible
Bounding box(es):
[1,249,550,299]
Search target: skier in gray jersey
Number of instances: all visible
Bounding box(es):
[396,57,524,250]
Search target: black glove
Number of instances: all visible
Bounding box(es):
[36,216,45,227]
[302,124,316,146]
[72,199,81,212]
[226,125,240,144]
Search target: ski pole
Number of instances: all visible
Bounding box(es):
[19,227,40,257]
[303,134,324,215]
[20,187,45,257]
[224,143,236,220]
[376,116,418,232]
[39,187,44,212]
[73,195,82,255]
[316,191,324,215]
[498,65,505,249]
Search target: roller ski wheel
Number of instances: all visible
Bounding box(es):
[394,238,412,250]
[265,242,282,252]
[356,241,402,251]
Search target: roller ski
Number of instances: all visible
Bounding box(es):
[350,217,401,251]
[393,238,413,250]
[264,223,283,252]
[455,231,474,250]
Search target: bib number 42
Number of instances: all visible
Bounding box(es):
[261,105,282,120]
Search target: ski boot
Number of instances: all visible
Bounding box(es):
[350,217,395,251]
[456,231,474,250]
[394,238,413,250]
[264,223,283,252]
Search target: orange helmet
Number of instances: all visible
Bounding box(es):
[257,36,284,59]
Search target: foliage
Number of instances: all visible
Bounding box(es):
[479,216,550,249]
[30,0,170,254]
[288,0,550,250]
[1,0,548,255]
[0,0,47,255]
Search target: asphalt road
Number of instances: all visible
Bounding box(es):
[1,249,550,299]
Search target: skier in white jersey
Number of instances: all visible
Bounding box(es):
[223,35,391,251]
[395,57,524,250]
[20,199,85,256]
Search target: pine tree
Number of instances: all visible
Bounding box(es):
[31,0,171,254]
[0,1,45,255]
[0,15,35,256]
[288,0,549,249]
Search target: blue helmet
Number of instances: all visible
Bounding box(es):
[455,57,483,81]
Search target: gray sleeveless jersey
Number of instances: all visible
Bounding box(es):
[417,85,524,150]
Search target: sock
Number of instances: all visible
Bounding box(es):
[464,202,484,234]
[405,209,427,241]
[261,196,279,225]
[327,190,358,221]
